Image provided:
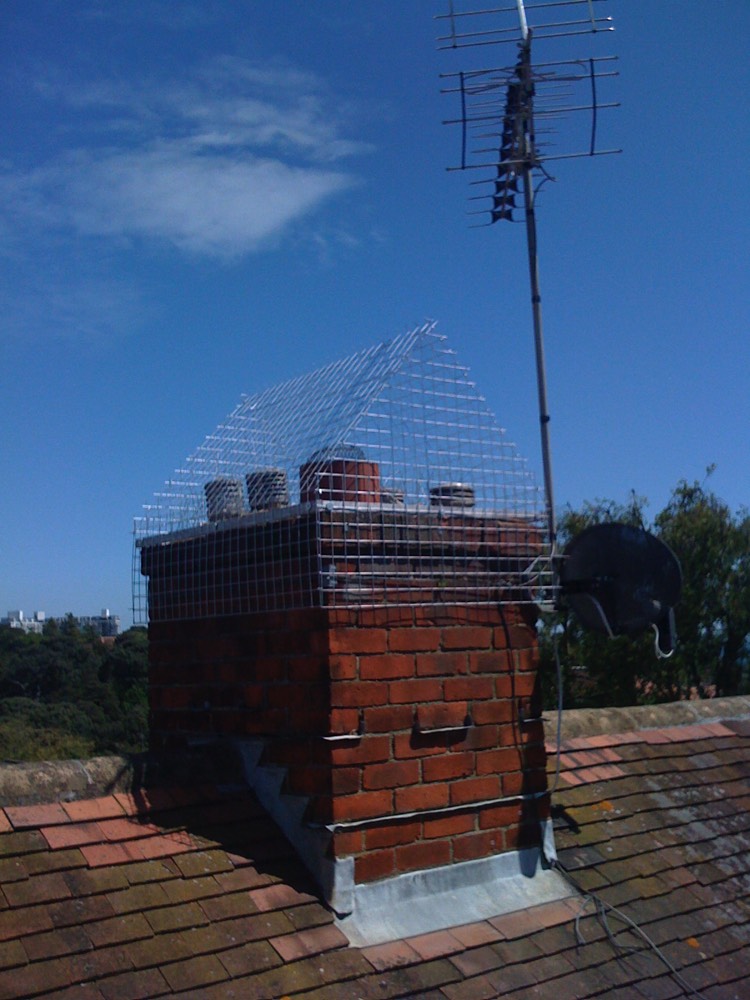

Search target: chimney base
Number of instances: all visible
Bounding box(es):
[335,840,570,946]
[235,737,569,944]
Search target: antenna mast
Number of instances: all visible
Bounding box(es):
[517,11,555,546]
[438,0,619,556]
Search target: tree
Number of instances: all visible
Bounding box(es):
[655,474,750,697]
[0,625,149,759]
[102,628,148,703]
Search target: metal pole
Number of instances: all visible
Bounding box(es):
[523,166,557,545]
[518,35,557,547]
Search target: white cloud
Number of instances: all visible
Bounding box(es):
[0,50,373,342]
[6,56,368,259]
[10,146,354,257]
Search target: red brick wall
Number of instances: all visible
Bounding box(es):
[148,602,549,884]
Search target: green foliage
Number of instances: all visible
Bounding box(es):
[541,471,750,709]
[655,476,750,697]
[0,699,97,761]
[0,626,148,761]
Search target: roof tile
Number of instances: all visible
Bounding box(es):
[98,967,170,1000]
[81,842,133,868]
[489,907,555,941]
[361,937,422,970]
[233,956,327,998]
[215,940,281,979]
[0,856,27,884]
[214,908,298,944]
[349,954,457,995]
[213,864,273,893]
[124,858,180,885]
[161,874,221,906]
[404,928,465,961]
[125,832,194,861]
[269,923,347,962]
[97,817,163,841]
[61,866,129,897]
[703,722,738,738]
[41,820,104,850]
[448,942,503,978]
[490,934,545,964]
[449,920,502,948]
[641,730,673,744]
[0,955,76,997]
[0,938,28,972]
[68,941,133,980]
[442,974,505,1000]
[106,880,172,915]
[47,892,116,929]
[485,958,539,992]
[287,900,336,932]
[145,900,209,935]
[127,929,193,969]
[247,881,318,912]
[171,848,234,878]
[5,802,70,829]
[22,923,93,963]
[160,953,230,992]
[0,829,46,857]
[198,889,258,923]
[3,871,72,907]
[85,912,153,949]
[61,796,127,822]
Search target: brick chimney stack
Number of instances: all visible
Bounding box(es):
[144,509,550,918]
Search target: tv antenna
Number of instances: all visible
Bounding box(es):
[438,2,681,652]
[438,0,620,550]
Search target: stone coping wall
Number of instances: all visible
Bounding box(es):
[557,694,750,740]
[0,743,245,808]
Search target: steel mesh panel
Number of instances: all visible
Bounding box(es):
[133,323,553,622]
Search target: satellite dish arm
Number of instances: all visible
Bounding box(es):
[652,607,677,658]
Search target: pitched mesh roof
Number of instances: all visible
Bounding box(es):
[133,323,553,623]
[135,322,542,533]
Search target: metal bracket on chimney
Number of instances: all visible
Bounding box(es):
[322,710,365,742]
[412,711,473,736]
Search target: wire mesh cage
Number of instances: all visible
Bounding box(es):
[133,322,554,623]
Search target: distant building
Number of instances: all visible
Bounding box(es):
[1,610,46,634]
[1,609,121,637]
[75,609,121,637]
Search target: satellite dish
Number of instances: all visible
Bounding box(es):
[559,523,682,655]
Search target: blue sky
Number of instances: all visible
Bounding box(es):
[2,1,749,627]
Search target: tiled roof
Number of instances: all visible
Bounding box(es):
[1,708,749,999]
